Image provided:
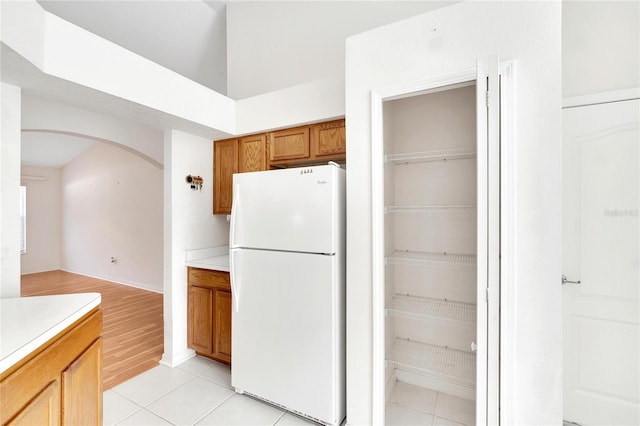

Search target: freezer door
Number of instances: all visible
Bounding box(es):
[230,165,343,254]
[231,248,345,425]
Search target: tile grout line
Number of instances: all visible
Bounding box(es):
[190,391,237,426]
[113,406,145,426]
[272,411,287,425]
[110,369,200,408]
[432,391,441,425]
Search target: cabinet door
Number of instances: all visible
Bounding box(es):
[268,126,310,162]
[6,380,60,426]
[312,119,346,159]
[214,139,238,215]
[213,290,232,364]
[62,338,103,426]
[188,286,214,355]
[238,134,266,173]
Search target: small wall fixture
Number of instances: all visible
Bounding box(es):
[185,175,203,190]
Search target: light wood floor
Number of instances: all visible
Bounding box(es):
[21,270,164,391]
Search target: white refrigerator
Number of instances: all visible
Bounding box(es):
[229,164,346,426]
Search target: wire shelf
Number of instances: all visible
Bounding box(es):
[387,338,476,388]
[385,148,476,164]
[386,250,476,269]
[386,294,476,328]
[385,205,476,214]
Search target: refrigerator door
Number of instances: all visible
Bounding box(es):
[231,248,344,425]
[230,164,342,255]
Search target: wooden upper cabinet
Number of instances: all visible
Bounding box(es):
[213,139,238,215]
[214,136,267,215]
[213,119,345,214]
[312,119,346,159]
[238,134,267,173]
[268,126,310,163]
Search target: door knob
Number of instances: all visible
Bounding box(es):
[562,274,581,285]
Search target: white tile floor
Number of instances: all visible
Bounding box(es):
[385,381,475,426]
[105,357,473,426]
[103,356,317,426]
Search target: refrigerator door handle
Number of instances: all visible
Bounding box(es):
[229,249,240,312]
[230,183,240,248]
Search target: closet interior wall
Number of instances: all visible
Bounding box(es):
[383,83,478,409]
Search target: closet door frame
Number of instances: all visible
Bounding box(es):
[370,58,515,425]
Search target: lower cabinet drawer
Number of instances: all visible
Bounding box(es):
[188,268,231,291]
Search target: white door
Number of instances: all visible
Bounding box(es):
[562,98,639,425]
[476,56,501,426]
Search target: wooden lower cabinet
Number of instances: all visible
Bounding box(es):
[213,291,232,361]
[62,339,103,425]
[7,381,60,425]
[188,286,214,355]
[1,308,103,426]
[187,268,232,364]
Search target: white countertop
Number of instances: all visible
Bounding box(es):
[0,293,101,374]
[185,246,230,272]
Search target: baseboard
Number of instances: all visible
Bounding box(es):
[395,369,476,401]
[160,349,196,368]
[60,268,163,294]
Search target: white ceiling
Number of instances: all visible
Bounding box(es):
[21,131,96,168]
[15,1,231,168]
[15,1,448,168]
[37,0,229,93]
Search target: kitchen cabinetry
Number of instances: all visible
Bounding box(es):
[187,267,232,364]
[268,125,310,163]
[213,119,345,215]
[213,135,267,215]
[0,307,103,425]
[311,119,346,160]
[268,119,345,167]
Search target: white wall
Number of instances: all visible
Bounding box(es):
[345,2,561,424]
[235,78,345,135]
[61,142,163,292]
[0,83,21,297]
[162,130,230,366]
[563,0,639,97]
[226,1,457,99]
[20,166,61,274]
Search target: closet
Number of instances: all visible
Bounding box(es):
[372,60,504,425]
